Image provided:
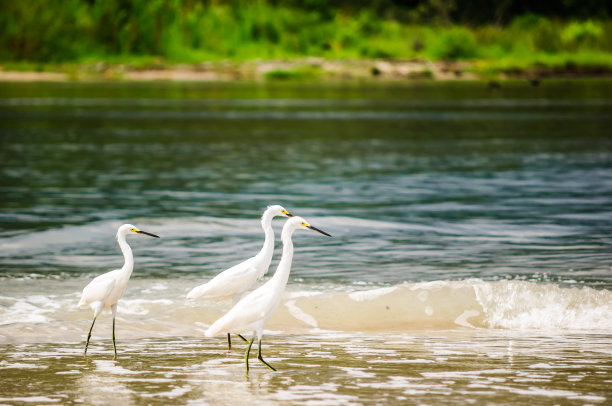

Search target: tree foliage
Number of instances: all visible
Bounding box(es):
[0,0,610,63]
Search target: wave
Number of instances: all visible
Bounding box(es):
[277,280,612,331]
[0,279,610,344]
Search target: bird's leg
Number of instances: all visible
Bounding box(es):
[84,317,97,357]
[112,316,117,360]
[244,336,255,372]
[111,304,118,360]
[229,333,248,350]
[257,338,277,371]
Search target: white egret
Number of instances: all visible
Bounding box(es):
[205,216,331,372]
[78,223,160,359]
[187,205,293,349]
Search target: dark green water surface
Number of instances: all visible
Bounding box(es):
[1,80,611,285]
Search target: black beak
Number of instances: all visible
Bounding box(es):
[307,225,332,237]
[136,230,160,238]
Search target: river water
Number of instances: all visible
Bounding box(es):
[0,80,611,404]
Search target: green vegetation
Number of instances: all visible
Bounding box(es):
[264,65,325,81]
[1,1,611,78]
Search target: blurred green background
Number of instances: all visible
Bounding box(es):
[1,0,611,76]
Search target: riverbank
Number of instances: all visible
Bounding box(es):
[2,57,611,83]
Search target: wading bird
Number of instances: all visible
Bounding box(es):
[78,224,159,359]
[205,216,331,372]
[187,205,293,349]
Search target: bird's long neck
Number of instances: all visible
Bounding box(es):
[117,233,134,277]
[270,227,295,290]
[255,211,275,265]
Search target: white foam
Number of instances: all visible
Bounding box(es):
[334,366,377,378]
[55,370,81,375]
[0,361,48,369]
[0,396,59,403]
[489,385,606,402]
[454,310,480,328]
[409,280,449,290]
[473,281,612,330]
[119,298,174,315]
[422,369,513,379]
[285,300,318,327]
[0,300,51,325]
[141,385,192,399]
[348,286,397,302]
[368,358,434,364]
[529,363,553,369]
[94,360,140,375]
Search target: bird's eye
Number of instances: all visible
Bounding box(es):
[301,222,308,227]
[131,228,137,232]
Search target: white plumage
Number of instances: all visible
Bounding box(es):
[205,216,331,371]
[187,205,291,302]
[187,205,292,348]
[79,223,159,358]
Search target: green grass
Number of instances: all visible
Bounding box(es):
[472,51,612,76]
[264,65,325,81]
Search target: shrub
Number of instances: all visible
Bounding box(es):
[511,13,543,30]
[561,20,603,47]
[264,65,323,80]
[431,27,478,60]
[532,19,562,53]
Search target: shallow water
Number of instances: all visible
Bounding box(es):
[0,80,611,404]
[1,332,610,405]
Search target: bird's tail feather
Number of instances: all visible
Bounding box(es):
[186,283,212,300]
[204,317,226,337]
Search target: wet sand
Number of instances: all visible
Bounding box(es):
[1,331,609,405]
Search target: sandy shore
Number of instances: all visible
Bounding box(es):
[0,58,472,82]
[0,58,609,82]
[0,71,72,81]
